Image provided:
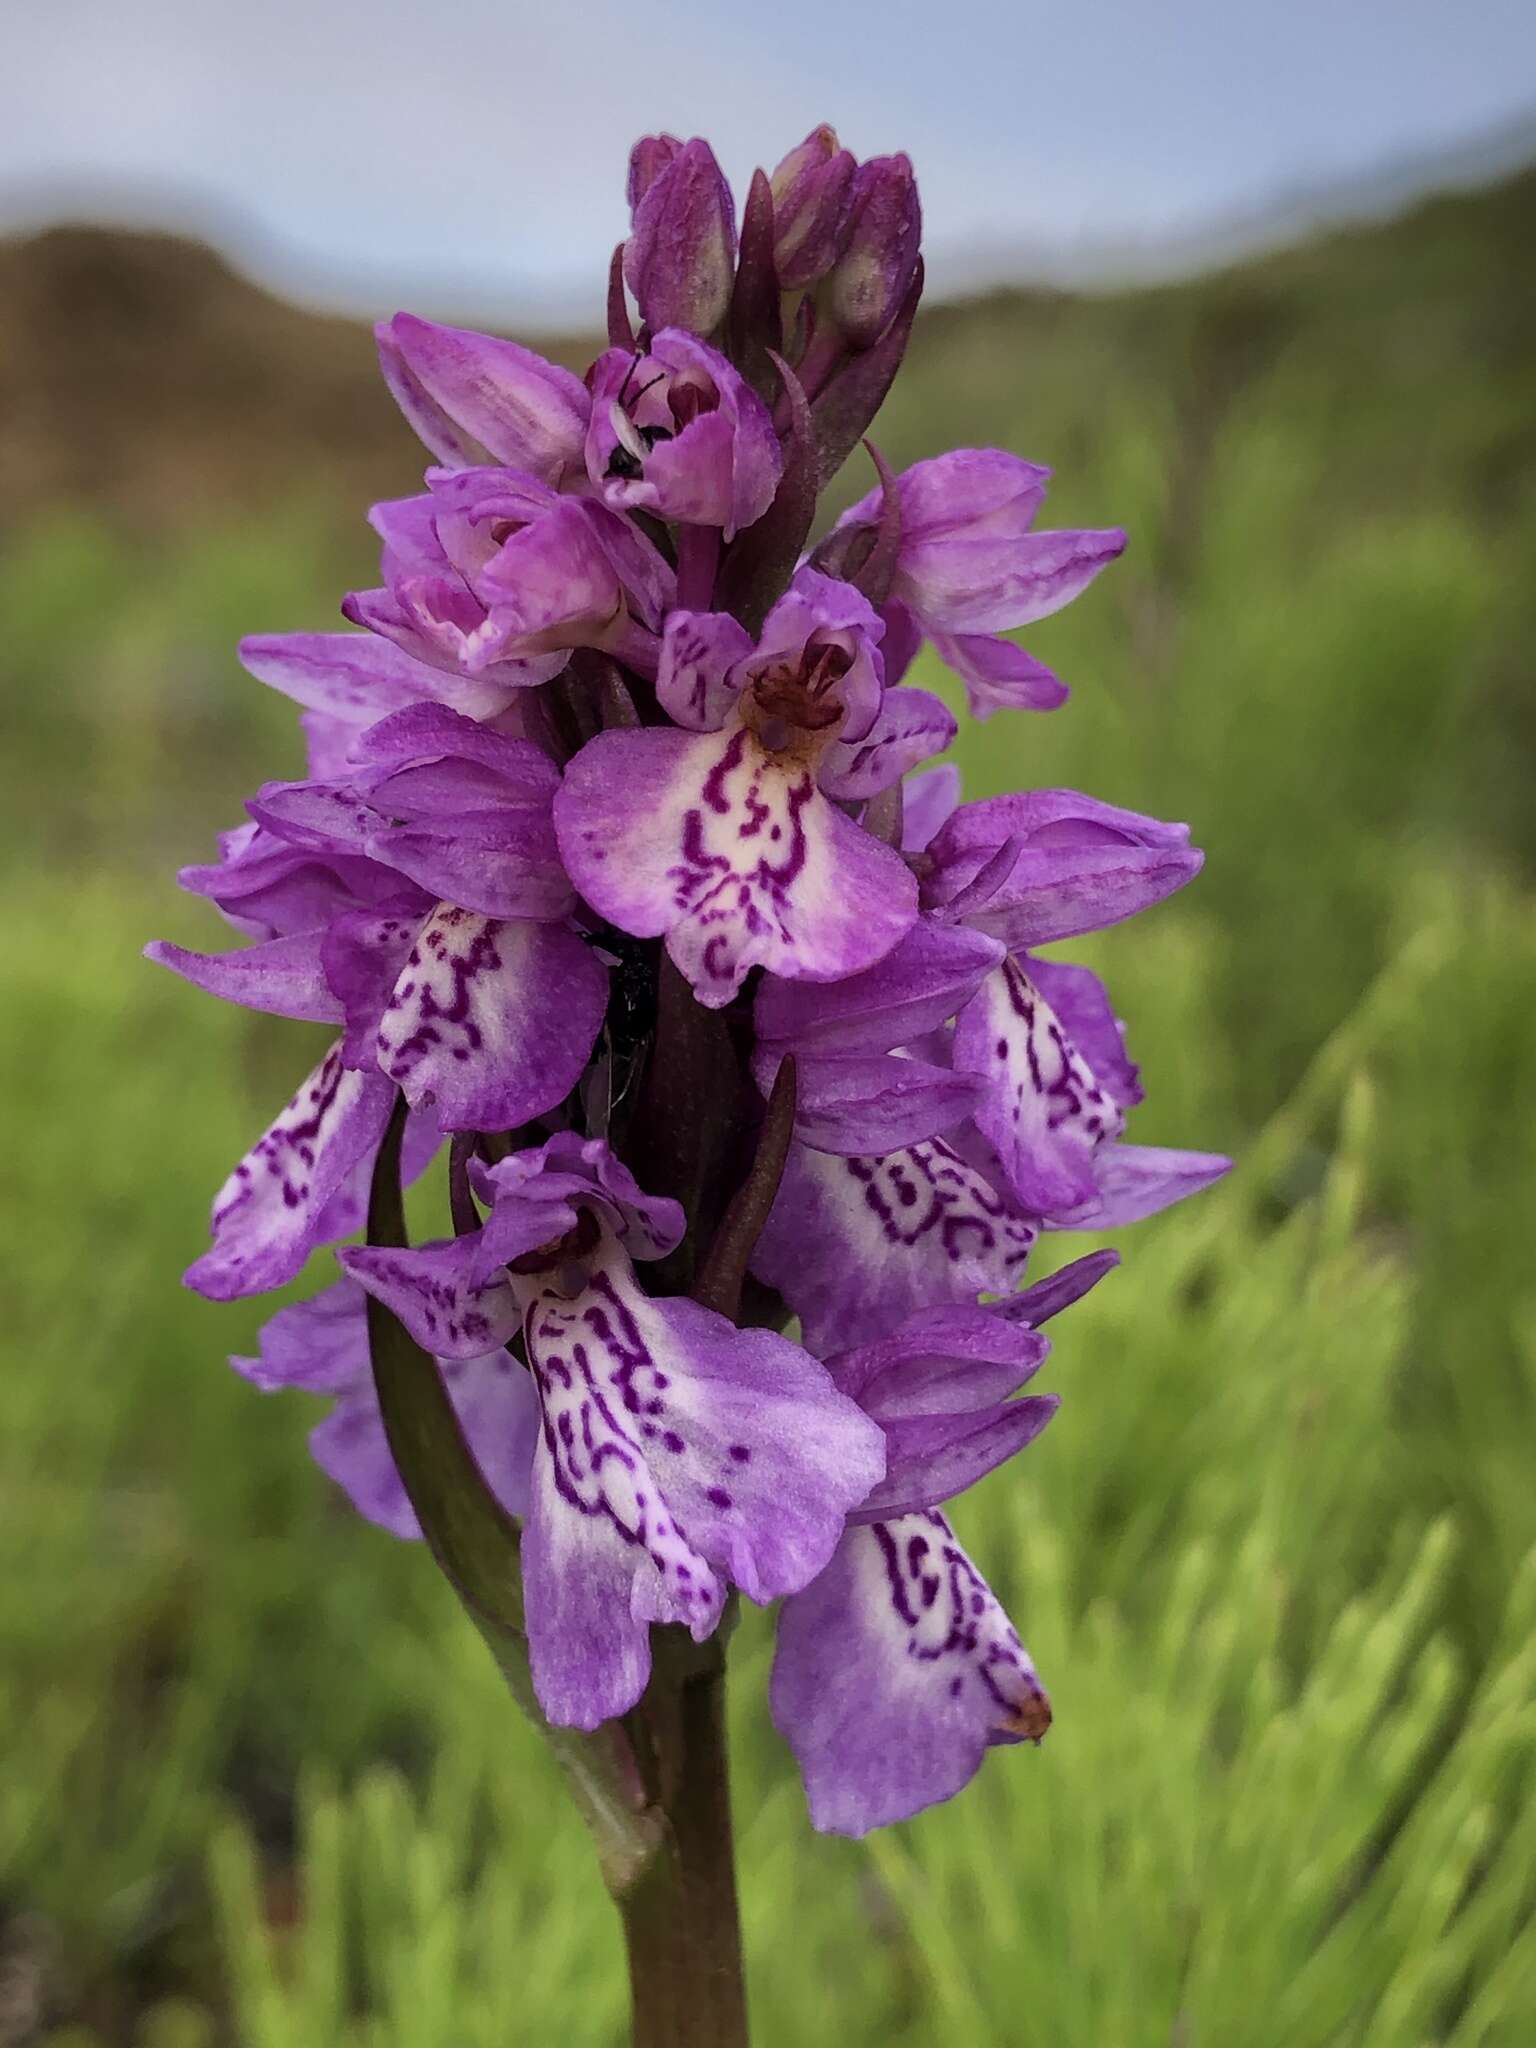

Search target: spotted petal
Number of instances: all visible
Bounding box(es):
[953,957,1126,1215]
[376,906,606,1132]
[556,724,917,1008]
[819,686,956,802]
[518,1248,885,1727]
[752,1138,1038,1352]
[655,608,753,731]
[185,1043,396,1301]
[772,1510,1050,1836]
[339,1235,520,1360]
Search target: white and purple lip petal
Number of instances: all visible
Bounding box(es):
[516,1248,885,1727]
[555,724,918,1009]
[375,906,607,1133]
[751,1137,1038,1354]
[185,1042,396,1302]
[952,955,1127,1216]
[771,1509,1049,1837]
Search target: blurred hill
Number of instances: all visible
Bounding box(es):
[2,164,1533,534]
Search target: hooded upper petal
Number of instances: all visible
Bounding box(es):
[924,790,1203,947]
[586,332,781,540]
[252,704,574,923]
[376,313,591,486]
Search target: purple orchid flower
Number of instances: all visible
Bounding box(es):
[773,1257,1113,1835]
[156,126,1233,1901]
[226,705,607,1134]
[585,331,782,541]
[344,471,673,683]
[832,449,1126,718]
[555,568,950,1007]
[342,1135,885,1727]
[375,313,592,488]
[918,785,1231,1219]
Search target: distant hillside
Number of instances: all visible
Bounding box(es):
[1,165,1532,537]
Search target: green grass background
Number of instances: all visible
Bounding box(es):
[3,171,1535,2043]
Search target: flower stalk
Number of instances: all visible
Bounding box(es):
[618,1630,749,2048]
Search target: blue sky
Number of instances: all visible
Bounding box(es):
[5,0,1534,318]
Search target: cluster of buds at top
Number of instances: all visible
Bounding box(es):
[617,128,922,491]
[150,127,1227,1838]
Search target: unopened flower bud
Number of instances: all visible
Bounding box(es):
[626,133,683,216]
[770,125,857,289]
[824,153,921,348]
[624,137,737,338]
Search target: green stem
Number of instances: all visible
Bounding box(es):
[615,1633,750,2048]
